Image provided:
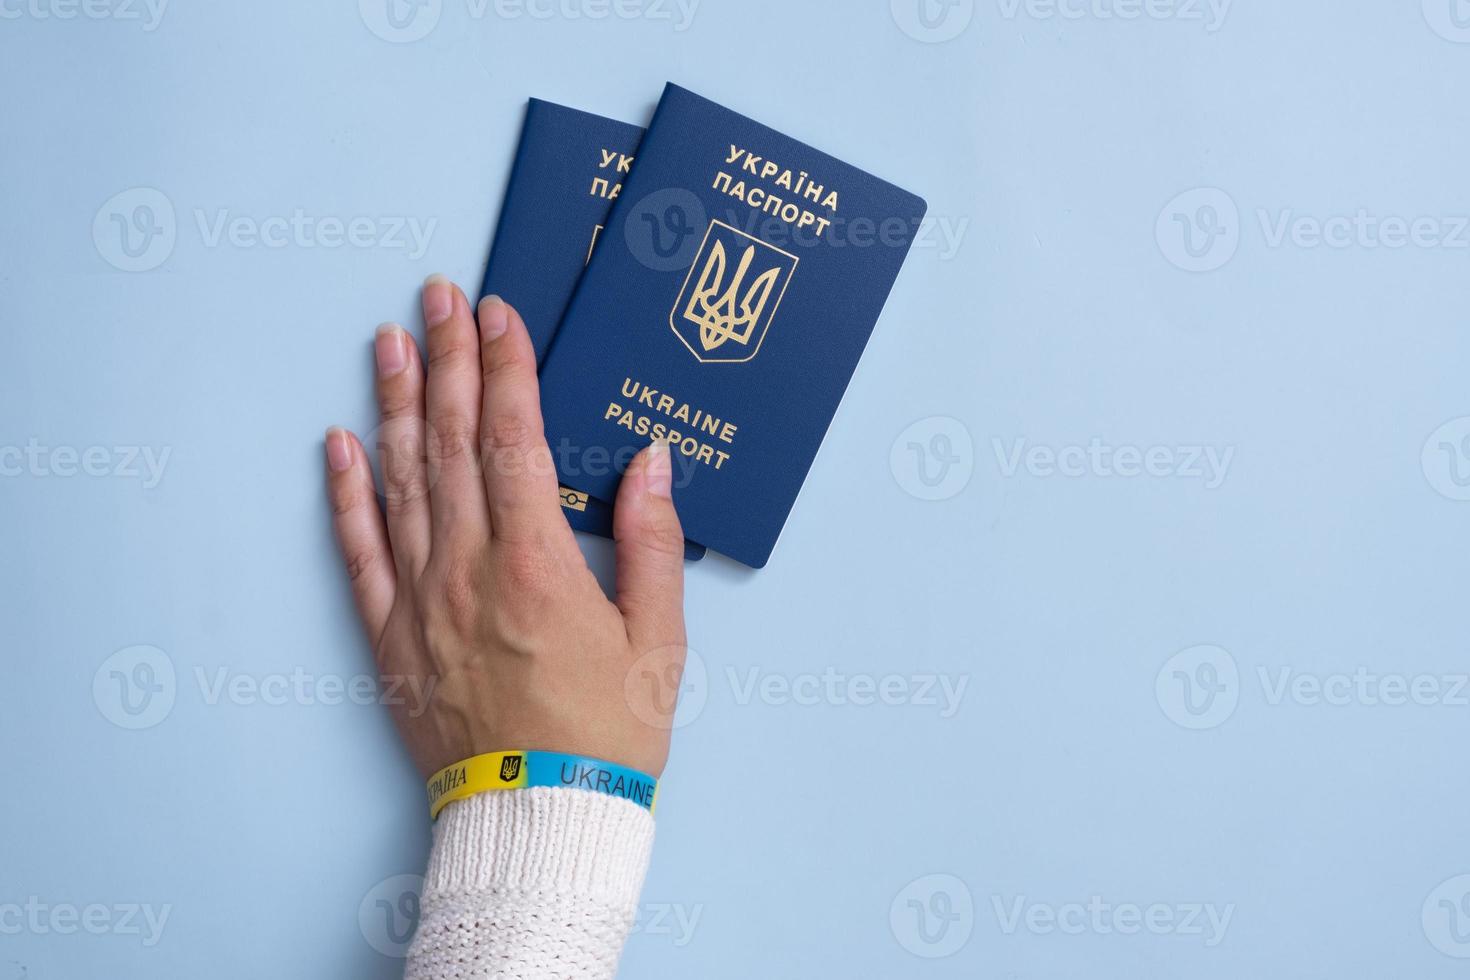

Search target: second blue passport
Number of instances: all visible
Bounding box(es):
[480,98,706,561]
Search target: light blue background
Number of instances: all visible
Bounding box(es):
[3,0,1470,976]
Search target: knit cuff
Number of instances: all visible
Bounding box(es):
[405,787,656,980]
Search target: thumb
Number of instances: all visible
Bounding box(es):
[614,442,687,650]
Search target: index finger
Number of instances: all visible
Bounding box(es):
[476,296,566,544]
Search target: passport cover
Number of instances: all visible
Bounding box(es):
[479,98,705,561]
[539,83,927,568]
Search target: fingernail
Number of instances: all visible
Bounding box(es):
[479,294,508,341]
[422,274,453,327]
[375,323,407,376]
[645,441,672,497]
[326,428,353,472]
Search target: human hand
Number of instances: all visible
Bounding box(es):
[324,276,687,780]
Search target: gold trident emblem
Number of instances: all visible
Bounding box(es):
[683,240,783,352]
[499,755,522,782]
[670,220,798,364]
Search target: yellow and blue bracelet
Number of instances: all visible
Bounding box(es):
[426,750,659,820]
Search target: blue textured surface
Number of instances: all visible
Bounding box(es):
[3,1,1470,977]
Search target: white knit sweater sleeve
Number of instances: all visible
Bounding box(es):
[405,787,656,980]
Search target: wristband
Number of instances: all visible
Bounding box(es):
[426,750,660,820]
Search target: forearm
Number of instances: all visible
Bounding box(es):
[406,788,655,980]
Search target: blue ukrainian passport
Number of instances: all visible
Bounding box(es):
[538,83,928,568]
[479,98,706,561]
